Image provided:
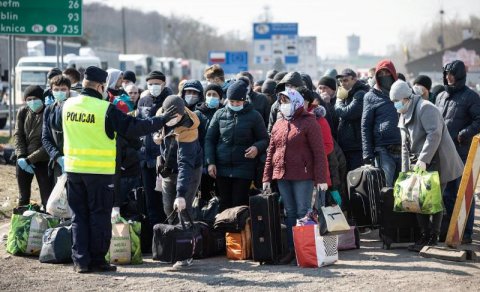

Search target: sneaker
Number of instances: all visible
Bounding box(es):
[172,258,193,269]
[358,227,372,235]
[408,232,429,252]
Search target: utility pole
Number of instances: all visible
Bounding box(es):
[122,7,127,54]
[439,9,445,50]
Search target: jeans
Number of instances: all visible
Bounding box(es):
[344,150,363,172]
[277,179,314,249]
[17,160,53,208]
[141,165,166,226]
[374,146,401,187]
[215,176,252,213]
[443,177,475,239]
[162,166,202,224]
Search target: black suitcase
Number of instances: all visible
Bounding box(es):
[152,211,201,263]
[249,192,282,264]
[377,187,420,249]
[39,225,73,263]
[347,165,386,227]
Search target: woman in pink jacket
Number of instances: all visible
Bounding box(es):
[263,88,329,264]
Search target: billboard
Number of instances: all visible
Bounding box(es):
[253,23,298,65]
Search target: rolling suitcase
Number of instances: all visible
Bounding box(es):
[347,165,386,227]
[249,192,282,264]
[377,187,420,249]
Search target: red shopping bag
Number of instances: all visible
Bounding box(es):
[292,224,338,268]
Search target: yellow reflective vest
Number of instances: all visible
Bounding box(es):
[62,95,116,174]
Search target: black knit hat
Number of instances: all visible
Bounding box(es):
[273,71,288,83]
[123,70,136,83]
[162,95,185,116]
[146,71,166,82]
[262,79,277,95]
[413,75,432,91]
[227,79,248,101]
[84,66,108,83]
[23,85,44,101]
[204,84,223,97]
[318,76,337,91]
[47,67,62,80]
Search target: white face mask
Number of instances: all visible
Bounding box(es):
[185,94,199,106]
[413,85,424,96]
[280,103,293,119]
[166,115,182,127]
[148,84,163,97]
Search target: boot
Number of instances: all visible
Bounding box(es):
[408,232,429,252]
[279,250,296,265]
[427,233,438,246]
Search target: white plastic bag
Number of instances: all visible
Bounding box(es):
[46,174,72,218]
[319,205,350,235]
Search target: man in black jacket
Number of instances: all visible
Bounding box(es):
[334,69,369,171]
[436,60,480,244]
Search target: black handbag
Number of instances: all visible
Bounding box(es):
[152,210,201,263]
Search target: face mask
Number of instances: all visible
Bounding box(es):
[206,96,220,109]
[44,96,55,106]
[394,100,410,113]
[279,103,293,119]
[27,99,44,112]
[185,95,199,106]
[378,75,395,92]
[412,85,424,96]
[166,115,182,127]
[148,84,163,97]
[52,91,67,102]
[336,86,349,100]
[227,103,243,112]
[319,92,331,103]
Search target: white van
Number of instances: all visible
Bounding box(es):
[15,55,101,105]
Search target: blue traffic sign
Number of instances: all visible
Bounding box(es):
[253,23,298,39]
[208,51,248,74]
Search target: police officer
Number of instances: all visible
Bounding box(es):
[57,66,177,273]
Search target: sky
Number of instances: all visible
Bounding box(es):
[86,0,480,58]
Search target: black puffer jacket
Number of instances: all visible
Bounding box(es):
[334,81,369,152]
[436,60,480,161]
[205,103,269,180]
[247,91,270,127]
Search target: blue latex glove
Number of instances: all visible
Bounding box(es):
[56,156,65,173]
[17,158,35,174]
[330,190,342,207]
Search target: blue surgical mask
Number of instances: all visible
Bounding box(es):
[227,103,243,112]
[44,96,55,106]
[394,100,408,113]
[52,91,67,102]
[206,96,220,109]
[27,99,44,112]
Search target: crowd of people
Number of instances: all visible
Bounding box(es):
[13,58,479,272]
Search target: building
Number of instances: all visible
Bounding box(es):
[405,38,480,86]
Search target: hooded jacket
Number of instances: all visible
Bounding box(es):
[205,102,269,180]
[263,108,329,184]
[274,72,305,94]
[334,81,369,152]
[435,60,480,161]
[158,108,203,198]
[361,61,401,160]
[181,79,204,111]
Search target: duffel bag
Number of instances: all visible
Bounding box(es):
[39,223,72,263]
[152,210,201,263]
[214,205,249,232]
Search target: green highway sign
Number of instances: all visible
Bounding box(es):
[0,0,82,36]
